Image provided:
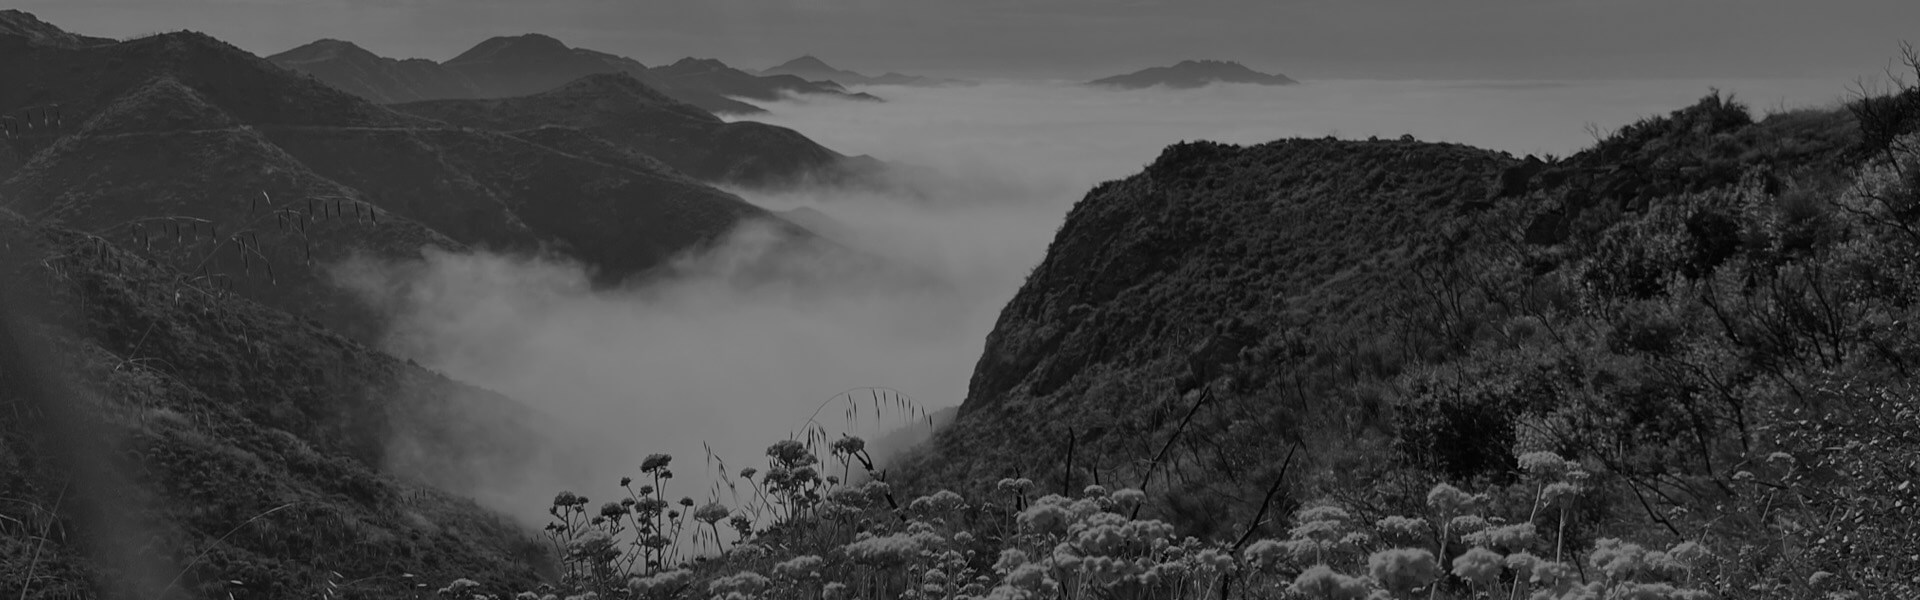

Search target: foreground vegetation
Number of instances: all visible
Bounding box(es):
[447,62,1920,600]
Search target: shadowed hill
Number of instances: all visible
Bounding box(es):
[650,56,882,103]
[0,8,114,48]
[761,55,972,88]
[390,73,858,186]
[269,35,882,115]
[0,28,811,340]
[1089,60,1299,89]
[0,209,565,598]
[267,38,480,104]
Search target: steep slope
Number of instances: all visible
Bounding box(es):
[896,138,1513,534]
[0,27,806,339]
[268,39,480,104]
[390,73,855,186]
[1089,60,1298,89]
[0,210,556,598]
[900,94,1882,558]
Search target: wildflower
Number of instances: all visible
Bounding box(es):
[1426,483,1473,515]
[1517,451,1569,478]
[1367,548,1440,595]
[774,555,826,579]
[1244,539,1289,571]
[695,501,730,524]
[1375,516,1429,542]
[1461,523,1537,551]
[619,477,632,487]
[831,436,866,456]
[1111,488,1146,511]
[1082,484,1109,498]
[640,453,672,473]
[740,467,757,479]
[1451,547,1504,587]
[1612,582,1681,600]
[678,497,694,507]
[955,531,975,544]
[628,570,692,598]
[1587,539,1647,581]
[1005,563,1051,591]
[995,549,1031,572]
[910,490,967,514]
[767,440,817,467]
[1448,515,1491,535]
[1542,482,1582,505]
[707,571,770,596]
[822,582,849,600]
[1016,498,1074,535]
[1504,552,1543,580]
[437,578,481,596]
[1289,565,1371,600]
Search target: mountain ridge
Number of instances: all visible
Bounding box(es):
[1089,59,1299,89]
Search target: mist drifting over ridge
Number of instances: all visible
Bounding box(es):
[336,76,1858,525]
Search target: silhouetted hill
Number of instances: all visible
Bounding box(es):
[0,9,114,48]
[269,36,884,115]
[268,39,479,104]
[761,55,971,88]
[0,209,559,598]
[390,73,859,185]
[1088,60,1298,89]
[0,28,808,339]
[651,56,883,103]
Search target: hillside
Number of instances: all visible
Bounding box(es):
[0,26,806,339]
[389,73,863,186]
[1089,60,1298,89]
[0,209,563,599]
[883,91,1919,596]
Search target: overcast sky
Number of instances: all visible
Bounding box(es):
[14,0,1920,80]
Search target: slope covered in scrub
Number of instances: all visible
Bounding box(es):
[0,210,559,599]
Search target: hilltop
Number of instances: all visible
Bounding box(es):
[0,9,113,48]
[1088,60,1299,89]
[760,55,971,88]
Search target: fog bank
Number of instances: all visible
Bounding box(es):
[345,77,1861,525]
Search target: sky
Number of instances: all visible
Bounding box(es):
[12,0,1920,80]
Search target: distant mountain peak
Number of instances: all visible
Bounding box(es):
[448,33,574,63]
[775,55,837,70]
[667,57,730,71]
[1088,59,1298,89]
[0,9,116,47]
[272,38,381,64]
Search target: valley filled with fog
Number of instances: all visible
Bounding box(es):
[339,76,1855,523]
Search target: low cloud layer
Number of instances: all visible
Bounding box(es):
[339,77,1858,525]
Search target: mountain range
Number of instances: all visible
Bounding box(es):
[269,35,877,115]
[758,55,972,88]
[0,19,863,343]
[1088,59,1299,89]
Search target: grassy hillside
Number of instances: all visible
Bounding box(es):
[0,210,556,599]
